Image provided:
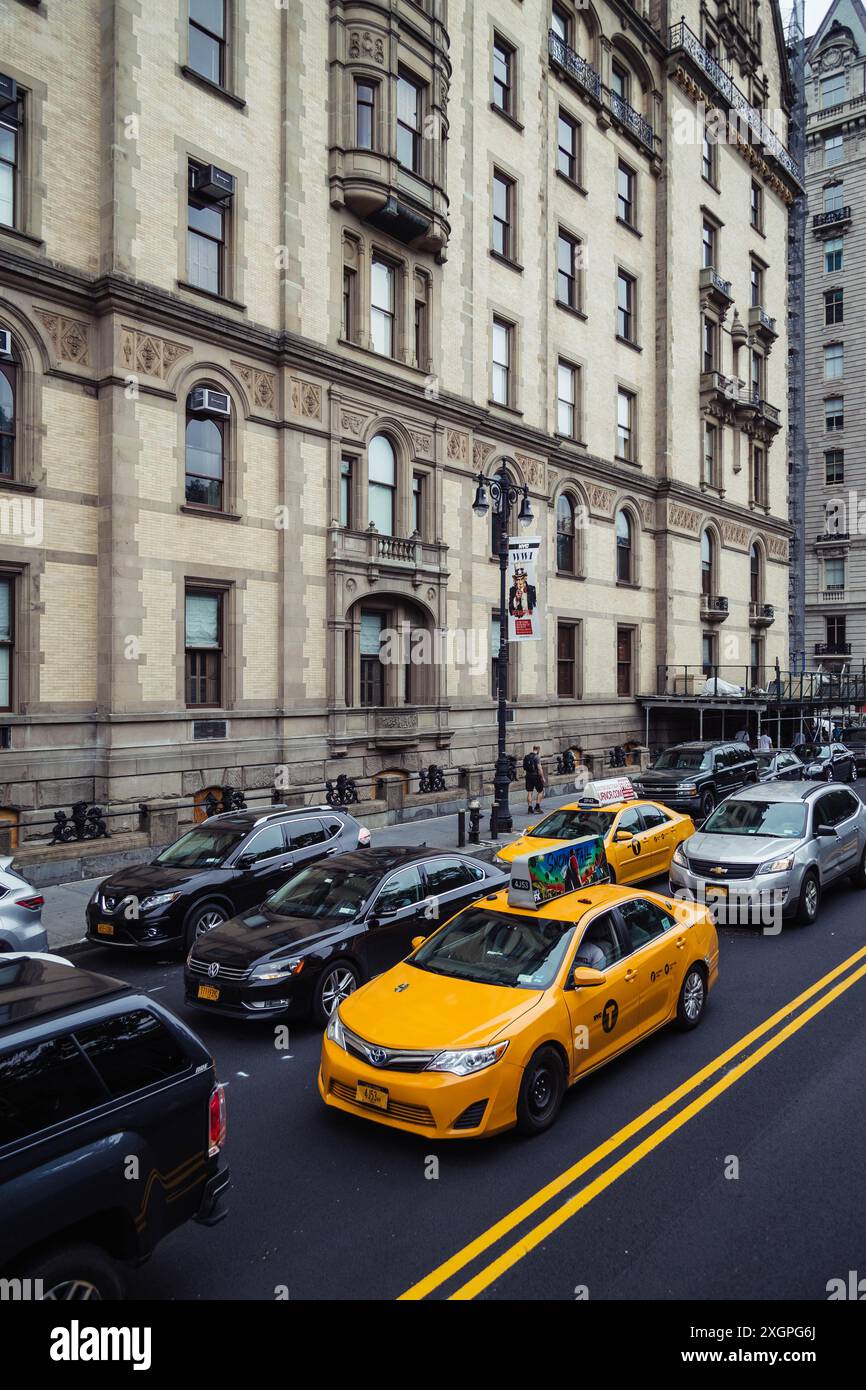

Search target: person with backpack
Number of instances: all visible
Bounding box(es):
[522,745,545,814]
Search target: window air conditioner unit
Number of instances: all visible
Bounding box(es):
[0,74,17,106]
[190,387,231,417]
[0,331,12,358]
[191,164,235,201]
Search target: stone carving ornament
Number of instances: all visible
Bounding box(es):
[348,29,385,65]
[37,310,91,367]
[233,362,276,411]
[119,326,192,379]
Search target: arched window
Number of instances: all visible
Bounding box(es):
[0,343,16,478]
[701,529,715,597]
[750,543,762,605]
[368,434,396,535]
[489,468,518,557]
[556,493,576,573]
[616,508,633,583]
[185,388,226,508]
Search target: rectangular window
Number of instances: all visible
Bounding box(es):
[616,387,635,461]
[825,557,845,591]
[825,343,844,380]
[189,0,226,87]
[611,61,629,102]
[557,230,580,309]
[702,126,716,183]
[492,317,512,405]
[702,632,717,677]
[185,589,222,707]
[825,238,843,273]
[617,160,635,226]
[414,295,427,369]
[492,36,514,115]
[701,219,716,268]
[702,316,717,373]
[558,110,578,182]
[750,180,763,231]
[396,73,422,173]
[411,472,424,536]
[827,615,846,645]
[751,350,765,397]
[825,396,844,431]
[187,187,226,297]
[825,134,844,167]
[359,611,384,707]
[0,90,21,230]
[557,622,579,699]
[616,626,634,697]
[703,422,718,487]
[356,80,376,150]
[752,444,767,507]
[342,266,356,342]
[825,288,844,325]
[825,449,844,485]
[368,443,395,535]
[339,457,353,527]
[371,257,395,357]
[492,170,514,259]
[551,3,571,43]
[824,183,844,213]
[750,261,763,307]
[557,359,577,438]
[616,270,635,341]
[822,72,845,108]
[0,576,13,710]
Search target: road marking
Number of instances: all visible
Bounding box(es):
[449,957,866,1300]
[399,941,866,1301]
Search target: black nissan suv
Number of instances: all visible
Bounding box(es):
[633,740,758,821]
[85,805,370,953]
[0,954,229,1299]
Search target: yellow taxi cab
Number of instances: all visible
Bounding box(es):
[318,836,719,1139]
[492,777,695,887]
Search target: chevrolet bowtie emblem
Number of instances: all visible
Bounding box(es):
[711,866,724,875]
[394,982,409,993]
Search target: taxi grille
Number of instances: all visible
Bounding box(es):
[452,1100,488,1131]
[187,957,249,981]
[687,857,758,880]
[343,1024,437,1073]
[329,1079,436,1127]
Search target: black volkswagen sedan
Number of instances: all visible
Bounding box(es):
[86,806,370,953]
[794,742,857,783]
[183,848,506,1026]
[755,748,806,784]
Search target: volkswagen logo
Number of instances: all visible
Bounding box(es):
[208,962,220,978]
[369,1047,387,1066]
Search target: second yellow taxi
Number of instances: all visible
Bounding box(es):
[493,777,695,885]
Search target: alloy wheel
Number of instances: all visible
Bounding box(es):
[196,910,226,937]
[320,967,357,1016]
[683,969,705,1022]
[805,877,819,918]
[42,1280,101,1301]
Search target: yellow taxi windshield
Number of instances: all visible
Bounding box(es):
[411,907,578,989]
[529,807,616,839]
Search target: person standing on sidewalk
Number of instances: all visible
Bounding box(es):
[523,745,546,815]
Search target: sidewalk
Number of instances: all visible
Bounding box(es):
[44,790,575,951]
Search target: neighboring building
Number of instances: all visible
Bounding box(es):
[0,0,796,834]
[804,1,866,673]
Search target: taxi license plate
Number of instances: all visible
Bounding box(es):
[704,884,728,903]
[356,1082,388,1111]
[96,923,114,936]
[197,984,220,1002]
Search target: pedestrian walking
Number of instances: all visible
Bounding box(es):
[758,732,772,751]
[522,745,546,815]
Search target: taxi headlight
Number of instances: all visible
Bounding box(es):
[326,1011,346,1050]
[672,843,688,868]
[757,855,795,874]
[426,1041,509,1075]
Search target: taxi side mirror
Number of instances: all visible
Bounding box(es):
[524,824,535,833]
[572,965,607,989]
[614,830,633,842]
[411,935,427,950]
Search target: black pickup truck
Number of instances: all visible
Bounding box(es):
[0,954,229,1299]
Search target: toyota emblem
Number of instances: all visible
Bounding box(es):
[369,1047,387,1066]
[208,962,220,978]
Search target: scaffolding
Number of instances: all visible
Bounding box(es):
[786,0,807,670]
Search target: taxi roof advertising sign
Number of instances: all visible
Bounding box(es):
[507,835,609,910]
[577,776,636,807]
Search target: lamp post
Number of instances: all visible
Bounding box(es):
[472,461,534,835]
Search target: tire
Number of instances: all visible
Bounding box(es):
[183,899,230,951]
[675,965,707,1030]
[516,1046,565,1137]
[313,959,360,1026]
[795,870,820,925]
[18,1242,124,1301]
[699,789,715,822]
[850,844,866,889]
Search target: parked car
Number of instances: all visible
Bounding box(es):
[793,742,857,783]
[184,848,506,1026]
[85,805,371,953]
[0,953,229,1298]
[0,858,46,954]
[839,727,866,774]
[670,781,866,925]
[633,741,758,822]
[755,749,807,784]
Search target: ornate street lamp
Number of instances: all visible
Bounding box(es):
[472,461,533,834]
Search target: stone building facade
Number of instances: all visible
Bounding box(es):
[0,0,796,833]
[804,0,866,673]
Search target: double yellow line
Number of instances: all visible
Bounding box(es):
[399,942,866,1301]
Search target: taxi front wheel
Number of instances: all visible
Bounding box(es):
[675,966,707,1031]
[516,1047,565,1136]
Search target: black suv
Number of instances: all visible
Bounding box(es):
[0,954,228,1299]
[634,741,758,821]
[86,805,370,953]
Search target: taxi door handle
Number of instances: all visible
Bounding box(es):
[624,968,638,983]
[675,936,687,950]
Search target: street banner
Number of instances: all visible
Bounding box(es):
[507,535,542,642]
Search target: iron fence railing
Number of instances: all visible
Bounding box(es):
[655,664,866,703]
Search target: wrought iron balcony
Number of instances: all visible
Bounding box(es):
[816,530,849,544]
[548,30,601,103]
[813,206,852,233]
[815,641,851,656]
[699,266,734,316]
[748,305,778,349]
[700,593,729,623]
[749,601,775,627]
[700,369,737,405]
[668,21,801,186]
[609,91,655,151]
[735,389,781,431]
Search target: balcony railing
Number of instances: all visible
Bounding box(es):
[699,265,734,309]
[668,21,801,185]
[816,530,850,543]
[700,593,729,621]
[609,90,655,150]
[748,304,778,340]
[815,641,851,656]
[813,207,851,231]
[749,601,775,625]
[822,587,846,602]
[548,30,601,103]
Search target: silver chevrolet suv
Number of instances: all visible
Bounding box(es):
[669,781,866,926]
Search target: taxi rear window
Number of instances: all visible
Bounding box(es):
[411,907,577,989]
[530,808,614,839]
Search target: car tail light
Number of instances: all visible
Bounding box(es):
[15,895,44,911]
[208,1082,227,1157]
[358,826,371,847]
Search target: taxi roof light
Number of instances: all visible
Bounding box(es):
[508,835,610,910]
[576,776,637,809]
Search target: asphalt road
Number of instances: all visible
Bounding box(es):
[67,817,866,1303]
